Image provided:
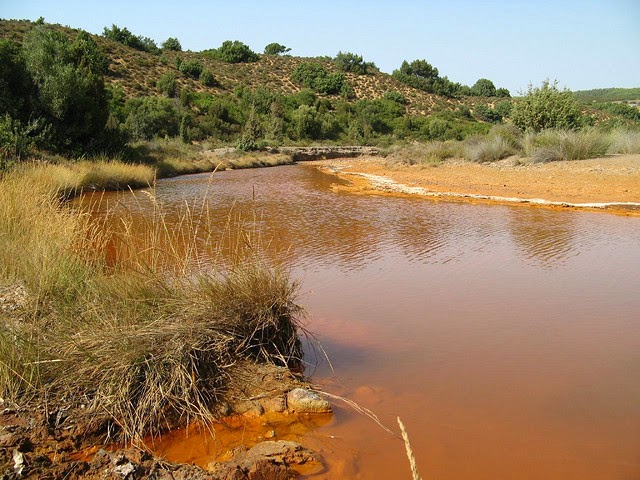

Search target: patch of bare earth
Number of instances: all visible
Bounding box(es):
[312,154,640,216]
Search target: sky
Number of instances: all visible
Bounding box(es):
[2,0,639,94]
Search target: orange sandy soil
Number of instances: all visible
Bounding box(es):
[311,154,640,216]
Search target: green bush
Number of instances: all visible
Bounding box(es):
[124,96,179,140]
[594,102,640,122]
[494,100,513,118]
[264,43,290,55]
[334,51,376,75]
[102,24,159,54]
[383,90,407,104]
[22,26,110,152]
[471,78,497,97]
[474,104,502,123]
[156,72,177,97]
[511,80,583,132]
[179,59,204,78]
[205,40,259,63]
[199,69,217,87]
[291,62,345,95]
[162,37,182,51]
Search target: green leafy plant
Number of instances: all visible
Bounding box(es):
[162,37,182,51]
[205,40,259,63]
[511,80,583,132]
[264,42,290,55]
[334,51,376,75]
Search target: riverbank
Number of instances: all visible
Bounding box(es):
[0,165,331,479]
[313,154,640,215]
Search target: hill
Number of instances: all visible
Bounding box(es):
[1,18,637,159]
[573,87,640,103]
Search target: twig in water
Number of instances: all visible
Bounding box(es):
[397,416,422,480]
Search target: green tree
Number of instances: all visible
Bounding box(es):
[157,72,177,97]
[199,69,217,87]
[471,78,497,97]
[334,51,376,75]
[291,62,345,95]
[22,26,109,152]
[102,24,159,54]
[178,59,203,78]
[206,40,259,63]
[124,96,179,140]
[511,80,583,132]
[162,37,182,51]
[264,43,291,55]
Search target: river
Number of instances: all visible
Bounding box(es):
[81,164,640,479]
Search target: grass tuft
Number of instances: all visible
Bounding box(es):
[525,129,611,163]
[607,129,640,154]
[0,164,303,441]
[463,135,518,163]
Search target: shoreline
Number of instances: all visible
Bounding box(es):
[311,154,640,216]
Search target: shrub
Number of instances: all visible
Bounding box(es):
[496,88,511,98]
[291,62,345,95]
[471,78,497,97]
[474,104,502,123]
[264,43,290,55]
[334,51,376,75]
[494,100,513,118]
[511,80,583,132]
[124,96,180,140]
[179,59,203,78]
[384,90,407,104]
[199,69,217,87]
[22,26,110,153]
[156,72,177,97]
[525,129,611,162]
[162,37,182,51]
[102,24,159,54]
[205,40,259,63]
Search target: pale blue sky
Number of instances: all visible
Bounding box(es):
[2,0,639,94]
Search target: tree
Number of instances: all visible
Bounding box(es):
[102,25,159,54]
[511,80,583,132]
[22,26,109,152]
[334,51,376,75]
[162,37,182,51]
[392,59,439,93]
[291,62,345,95]
[264,43,290,55]
[156,72,177,97]
[471,78,497,97]
[206,41,259,63]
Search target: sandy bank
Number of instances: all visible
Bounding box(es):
[312,154,640,215]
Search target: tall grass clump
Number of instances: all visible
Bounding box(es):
[607,128,640,154]
[463,135,518,163]
[525,129,611,163]
[387,141,459,166]
[0,165,303,441]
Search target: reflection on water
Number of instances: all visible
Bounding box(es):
[77,164,640,479]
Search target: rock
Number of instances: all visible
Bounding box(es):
[259,395,286,413]
[13,449,26,476]
[113,461,136,478]
[286,389,332,413]
[233,401,264,417]
[209,441,320,480]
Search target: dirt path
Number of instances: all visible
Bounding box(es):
[311,154,640,216]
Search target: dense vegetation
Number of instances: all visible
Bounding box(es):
[0,18,638,166]
[573,87,640,103]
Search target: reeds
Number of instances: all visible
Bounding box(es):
[0,163,303,441]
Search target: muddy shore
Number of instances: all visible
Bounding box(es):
[311,154,640,216]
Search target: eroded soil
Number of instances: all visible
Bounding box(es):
[312,154,640,215]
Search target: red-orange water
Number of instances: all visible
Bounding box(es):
[78,165,640,479]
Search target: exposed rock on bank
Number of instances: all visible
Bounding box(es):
[273,146,380,161]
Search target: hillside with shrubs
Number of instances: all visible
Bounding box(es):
[1,18,638,164]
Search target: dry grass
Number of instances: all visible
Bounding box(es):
[607,129,640,154]
[463,135,518,163]
[525,129,611,163]
[0,164,303,441]
[386,141,459,166]
[397,417,422,480]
